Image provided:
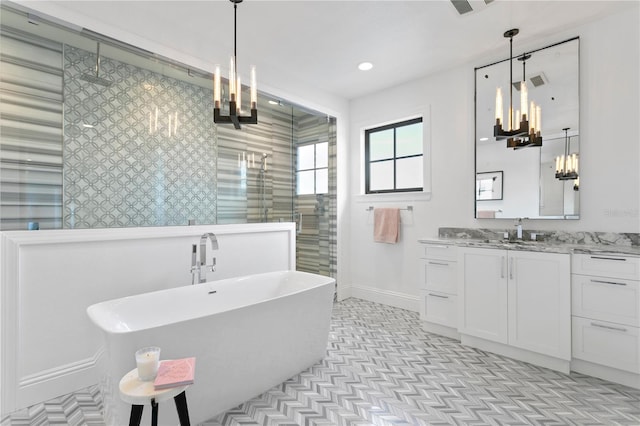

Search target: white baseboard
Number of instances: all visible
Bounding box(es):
[422,321,460,340]
[571,359,640,389]
[349,285,419,312]
[461,334,571,374]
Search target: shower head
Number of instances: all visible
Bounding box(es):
[80,73,113,87]
[81,42,113,87]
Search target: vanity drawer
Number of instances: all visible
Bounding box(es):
[420,290,457,328]
[572,274,640,327]
[419,259,457,293]
[420,242,457,261]
[572,316,640,373]
[572,253,640,281]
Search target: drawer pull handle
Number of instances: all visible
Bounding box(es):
[428,261,449,266]
[590,256,627,261]
[590,279,627,286]
[428,293,449,299]
[426,245,450,249]
[509,257,514,280]
[591,322,627,333]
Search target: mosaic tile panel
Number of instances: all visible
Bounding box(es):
[63,45,217,228]
[4,299,639,426]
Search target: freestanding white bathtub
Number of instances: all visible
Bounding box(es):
[87,270,335,426]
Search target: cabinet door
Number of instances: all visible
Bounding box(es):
[508,251,571,360]
[458,247,508,344]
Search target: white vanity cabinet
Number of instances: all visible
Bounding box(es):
[571,253,640,385]
[418,241,458,339]
[457,247,508,343]
[458,246,571,371]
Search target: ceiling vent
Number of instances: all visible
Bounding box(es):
[450,0,495,15]
[529,73,547,87]
[511,73,548,91]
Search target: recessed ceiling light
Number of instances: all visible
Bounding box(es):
[358,62,373,71]
[479,137,489,141]
[268,100,279,105]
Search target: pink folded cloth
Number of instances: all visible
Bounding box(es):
[477,210,496,218]
[373,208,400,244]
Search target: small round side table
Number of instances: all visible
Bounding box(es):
[119,363,191,426]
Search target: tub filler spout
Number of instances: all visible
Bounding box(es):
[191,233,218,284]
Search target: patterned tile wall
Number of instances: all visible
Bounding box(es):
[63,45,217,228]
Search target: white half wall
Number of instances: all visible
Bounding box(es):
[0,223,296,416]
[345,7,640,309]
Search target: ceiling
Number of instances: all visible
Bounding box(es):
[9,0,636,100]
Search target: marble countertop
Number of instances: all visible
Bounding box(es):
[418,237,640,257]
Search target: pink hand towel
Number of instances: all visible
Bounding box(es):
[373,208,400,244]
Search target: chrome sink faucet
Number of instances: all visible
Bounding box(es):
[191,233,218,284]
[515,218,523,240]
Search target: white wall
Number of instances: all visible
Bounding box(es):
[477,141,540,218]
[344,7,640,309]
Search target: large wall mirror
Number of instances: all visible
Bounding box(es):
[475,37,579,219]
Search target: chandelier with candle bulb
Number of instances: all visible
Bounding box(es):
[213,0,257,130]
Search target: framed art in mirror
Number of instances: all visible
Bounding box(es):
[476,171,503,201]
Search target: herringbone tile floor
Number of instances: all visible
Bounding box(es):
[3,298,640,425]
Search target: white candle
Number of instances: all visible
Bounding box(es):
[214,65,221,108]
[229,57,236,101]
[135,347,160,381]
[236,76,242,113]
[529,101,536,132]
[495,87,503,125]
[250,65,257,109]
[520,80,528,119]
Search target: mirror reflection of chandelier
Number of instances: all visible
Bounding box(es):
[493,29,542,149]
[555,127,579,187]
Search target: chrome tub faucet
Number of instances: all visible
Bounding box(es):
[191,233,218,284]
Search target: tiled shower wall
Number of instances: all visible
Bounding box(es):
[63,45,217,228]
[295,114,337,278]
[0,27,64,230]
[216,105,295,224]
